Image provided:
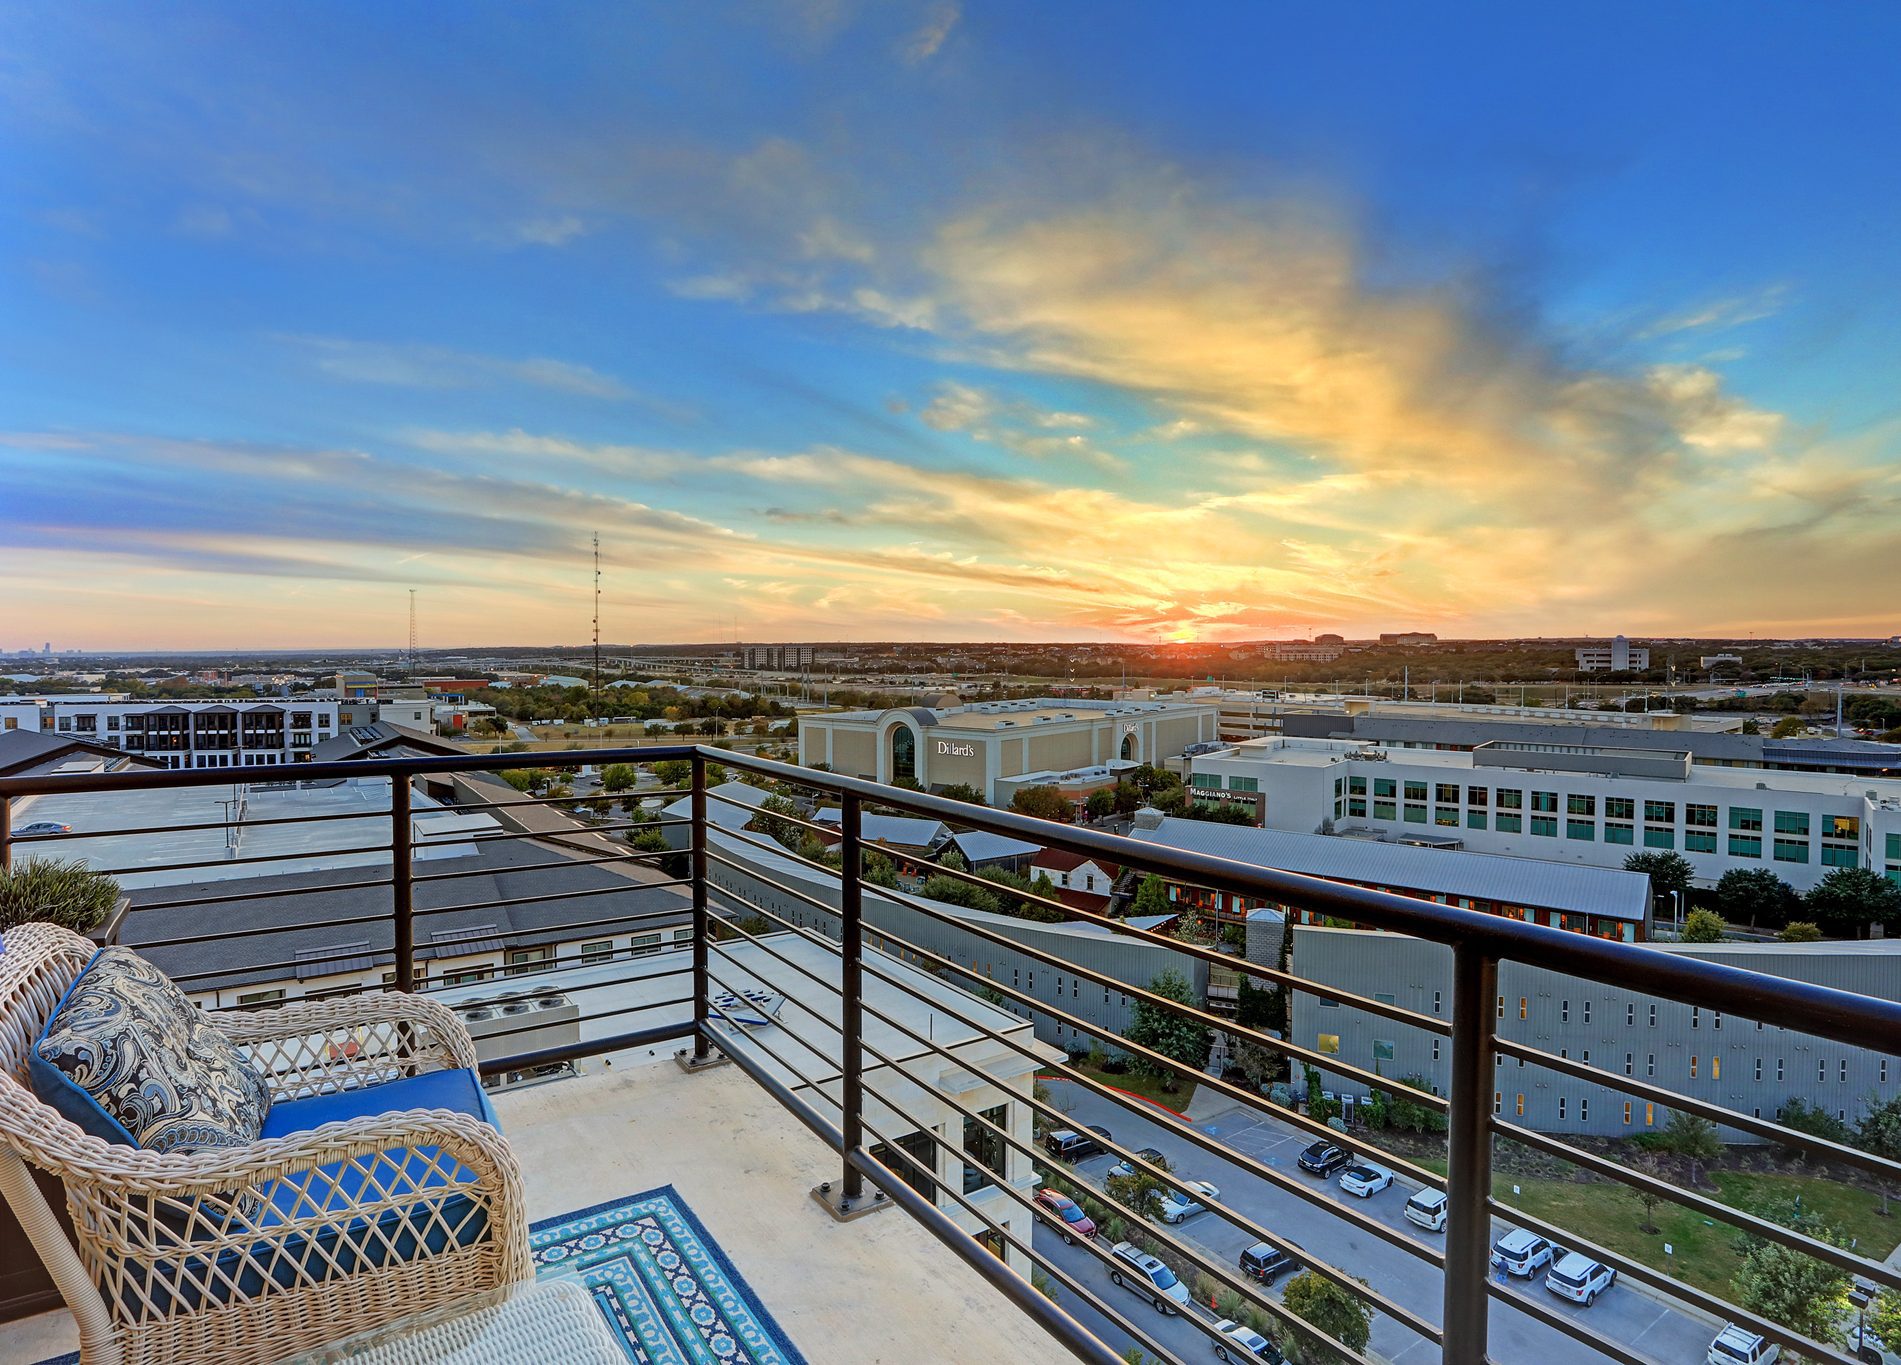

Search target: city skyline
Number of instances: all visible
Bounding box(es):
[4,4,1899,649]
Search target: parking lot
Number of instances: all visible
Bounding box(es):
[1038,1080,1720,1363]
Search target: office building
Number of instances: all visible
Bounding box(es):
[1575,636,1651,672]
[19,699,343,769]
[1280,925,1901,1138]
[1185,735,1901,892]
[1379,632,1438,647]
[743,644,816,671]
[798,697,1216,805]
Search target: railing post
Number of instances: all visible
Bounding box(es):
[0,794,11,874]
[691,751,712,1063]
[390,775,414,992]
[839,789,865,1205]
[1443,945,1498,1364]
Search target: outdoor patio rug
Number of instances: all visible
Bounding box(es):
[531,1184,808,1365]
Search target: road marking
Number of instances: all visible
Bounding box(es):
[1625,1306,1671,1346]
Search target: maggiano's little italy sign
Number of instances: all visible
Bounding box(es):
[934,740,976,757]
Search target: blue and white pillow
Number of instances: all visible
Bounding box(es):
[29,947,271,1153]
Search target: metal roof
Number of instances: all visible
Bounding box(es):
[949,830,1043,863]
[1129,817,1651,921]
[812,809,949,848]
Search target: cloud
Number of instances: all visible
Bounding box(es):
[917,381,1120,467]
[513,216,590,246]
[280,335,633,400]
[1640,285,1789,339]
[901,0,959,64]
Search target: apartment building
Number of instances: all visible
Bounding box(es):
[21,698,342,768]
[1280,925,1901,1138]
[799,696,1216,804]
[1132,812,1651,940]
[1188,735,1901,892]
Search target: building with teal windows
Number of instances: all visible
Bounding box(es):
[1185,735,1901,894]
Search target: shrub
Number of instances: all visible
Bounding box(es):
[1680,908,1727,943]
[1779,920,1823,943]
[0,858,122,935]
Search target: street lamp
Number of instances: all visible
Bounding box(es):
[1669,890,1685,937]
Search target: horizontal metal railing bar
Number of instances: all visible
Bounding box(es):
[846,978,1405,1355]
[1484,1278,1656,1365]
[407,845,674,884]
[475,1020,694,1077]
[902,851,1454,1038]
[470,903,694,943]
[2,805,397,844]
[1491,1036,1901,1182]
[452,818,690,850]
[406,875,692,920]
[124,875,396,915]
[1489,1197,1862,1365]
[441,784,693,813]
[74,840,395,879]
[705,846,850,923]
[1491,1116,1901,1291]
[869,874,1443,1113]
[706,819,851,886]
[709,749,1901,1051]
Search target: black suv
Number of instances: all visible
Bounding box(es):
[1297,1140,1350,1176]
[1043,1125,1111,1161]
[1239,1241,1299,1285]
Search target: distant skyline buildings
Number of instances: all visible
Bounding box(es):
[2,7,1898,649]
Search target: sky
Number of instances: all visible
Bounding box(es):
[2,3,1899,650]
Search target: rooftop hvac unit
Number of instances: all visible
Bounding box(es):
[455,990,581,1073]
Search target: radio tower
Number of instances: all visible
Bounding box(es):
[407,589,417,678]
[591,534,602,720]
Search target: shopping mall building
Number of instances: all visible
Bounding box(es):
[797,698,1218,805]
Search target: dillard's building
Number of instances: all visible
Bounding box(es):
[798,698,1218,806]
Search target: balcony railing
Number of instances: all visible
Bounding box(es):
[3,745,1899,1365]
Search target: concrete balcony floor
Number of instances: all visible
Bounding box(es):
[2,1054,1068,1364]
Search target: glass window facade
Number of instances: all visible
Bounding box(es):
[1774,811,1810,836]
[1567,794,1595,817]
[1531,791,1558,814]
[1730,807,1762,832]
[1605,797,1634,821]
[1467,786,1488,807]
[1686,804,1717,828]
[1404,781,1428,802]
[1567,819,1596,841]
[1530,816,1557,837]
[1686,831,1718,853]
[1606,824,1634,844]
[1773,838,1810,864]
[1496,813,1522,833]
[1729,834,1762,858]
[1643,828,1675,849]
[1644,800,1675,825]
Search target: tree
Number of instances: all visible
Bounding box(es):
[1083,789,1115,823]
[1871,1292,1901,1359]
[498,769,535,793]
[918,875,1003,915]
[1124,968,1211,1090]
[1623,850,1696,908]
[1780,920,1823,943]
[747,795,805,851]
[1009,785,1071,822]
[651,759,692,788]
[600,763,636,794]
[1103,1169,1167,1222]
[1130,874,1173,920]
[1662,1111,1723,1188]
[1281,1271,1374,1354]
[1680,908,1728,943]
[1856,1092,1901,1216]
[1733,1228,1852,1345]
[936,783,987,806]
[1182,800,1257,825]
[1805,866,1901,940]
[1739,718,1761,735]
[1777,1097,1852,1143]
[1714,867,1798,929]
[1768,716,1806,739]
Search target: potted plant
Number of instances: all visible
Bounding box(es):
[0,857,127,944]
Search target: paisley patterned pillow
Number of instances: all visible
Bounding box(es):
[29,947,271,1153]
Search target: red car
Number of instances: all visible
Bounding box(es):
[1033,1188,1097,1243]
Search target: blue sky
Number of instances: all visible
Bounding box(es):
[2,2,1897,648]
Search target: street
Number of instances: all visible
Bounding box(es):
[1034,1080,1718,1364]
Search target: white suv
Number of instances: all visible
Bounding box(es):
[1544,1251,1614,1305]
[1109,1241,1190,1314]
[1404,1189,1447,1232]
[1490,1229,1554,1278]
[1708,1324,1780,1364]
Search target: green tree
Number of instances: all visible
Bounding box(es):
[1780,920,1823,943]
[1124,968,1210,1090]
[1623,850,1696,907]
[1103,1169,1167,1222]
[1662,1111,1723,1187]
[1871,1292,1901,1358]
[1130,874,1173,920]
[747,794,805,851]
[1385,1074,1446,1135]
[918,874,1003,915]
[1856,1092,1901,1216]
[1281,1271,1374,1354]
[936,783,987,805]
[1714,867,1798,928]
[600,763,636,794]
[1733,1228,1852,1344]
[1009,785,1072,822]
[651,759,692,788]
[1182,800,1257,825]
[1768,716,1806,739]
[498,769,535,792]
[1805,866,1901,939]
[1083,789,1115,823]
[1777,1097,1852,1143]
[860,850,901,889]
[1679,908,1728,943]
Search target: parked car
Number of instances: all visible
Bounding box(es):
[1238,1241,1300,1286]
[1043,1125,1110,1162]
[1545,1251,1615,1305]
[1212,1318,1286,1363]
[1489,1229,1555,1278]
[1032,1188,1096,1244]
[1297,1140,1350,1176]
[15,821,73,836]
[1850,1322,1899,1365]
[1707,1324,1780,1364]
[1403,1188,1448,1232]
[1109,1241,1190,1314]
[1108,1147,1166,1180]
[1157,1180,1220,1224]
[1336,1162,1394,1199]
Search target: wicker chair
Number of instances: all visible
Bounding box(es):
[0,922,532,1365]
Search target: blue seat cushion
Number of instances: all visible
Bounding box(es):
[119,1068,504,1317]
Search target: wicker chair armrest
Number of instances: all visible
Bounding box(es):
[210,991,479,1093]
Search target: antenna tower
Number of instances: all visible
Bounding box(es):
[407,589,417,677]
[592,534,602,720]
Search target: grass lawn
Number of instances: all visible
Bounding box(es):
[1058,1060,1199,1116]
[1411,1156,1900,1296]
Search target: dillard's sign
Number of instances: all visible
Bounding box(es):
[934,740,976,757]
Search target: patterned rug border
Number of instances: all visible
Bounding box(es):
[532,1183,809,1365]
